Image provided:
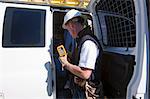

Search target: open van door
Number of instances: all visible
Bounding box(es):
[0,2,54,99]
[88,0,149,99]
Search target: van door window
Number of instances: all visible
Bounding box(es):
[2,7,46,47]
[96,0,136,48]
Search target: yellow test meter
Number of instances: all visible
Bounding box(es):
[57,45,67,57]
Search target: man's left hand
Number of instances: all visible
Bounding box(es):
[59,55,69,68]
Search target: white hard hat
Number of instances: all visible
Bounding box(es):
[62,9,82,29]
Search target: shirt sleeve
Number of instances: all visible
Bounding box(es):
[78,40,99,70]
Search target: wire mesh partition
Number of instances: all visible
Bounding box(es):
[105,16,135,47]
[96,0,136,47]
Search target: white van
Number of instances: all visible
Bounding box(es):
[0,0,149,99]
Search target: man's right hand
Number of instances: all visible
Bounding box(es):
[74,76,86,87]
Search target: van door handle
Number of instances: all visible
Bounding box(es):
[132,96,141,99]
[44,62,54,96]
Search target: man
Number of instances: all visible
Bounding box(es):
[59,9,103,98]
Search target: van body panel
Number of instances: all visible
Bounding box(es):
[135,34,148,99]
[0,2,54,99]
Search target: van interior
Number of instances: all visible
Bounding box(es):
[52,0,136,97]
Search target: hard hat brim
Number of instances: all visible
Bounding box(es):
[62,15,86,29]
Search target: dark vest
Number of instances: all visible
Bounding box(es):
[76,26,103,83]
[71,26,104,98]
